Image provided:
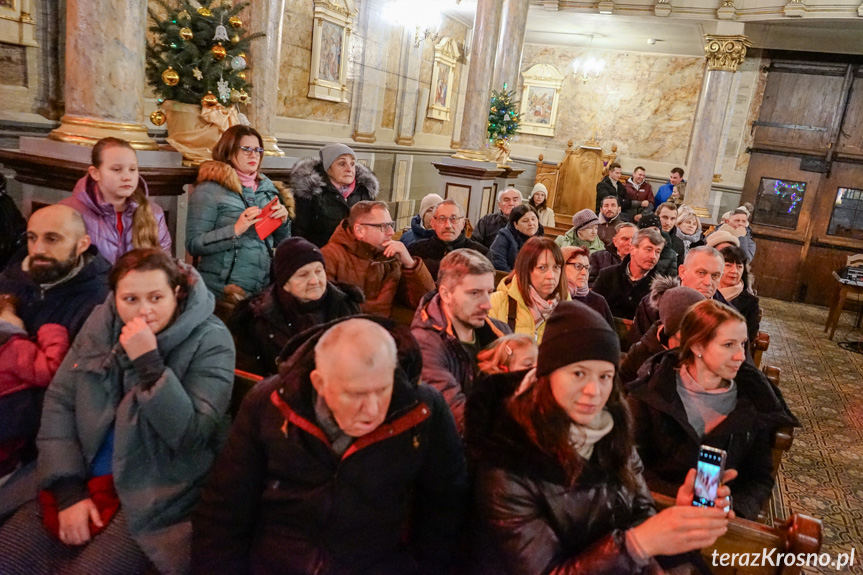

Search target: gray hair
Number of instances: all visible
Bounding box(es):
[314,318,397,371]
[438,249,494,290]
[432,198,464,217]
[614,221,637,234]
[497,187,523,202]
[684,245,723,266]
[632,227,665,249]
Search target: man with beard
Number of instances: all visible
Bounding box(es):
[322,201,435,318]
[408,199,489,280]
[0,205,110,338]
[596,195,627,248]
[412,249,510,433]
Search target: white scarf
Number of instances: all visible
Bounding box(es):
[718,283,744,302]
[568,408,615,460]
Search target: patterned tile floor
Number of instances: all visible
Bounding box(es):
[760,298,863,574]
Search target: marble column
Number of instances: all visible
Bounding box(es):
[394,27,424,146]
[453,0,502,161]
[492,0,529,94]
[48,0,157,150]
[351,0,386,144]
[686,34,751,220]
[248,0,286,156]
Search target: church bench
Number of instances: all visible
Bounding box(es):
[652,492,823,575]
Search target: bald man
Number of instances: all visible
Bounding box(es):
[193,317,467,574]
[0,204,110,338]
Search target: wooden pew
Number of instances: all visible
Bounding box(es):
[614,316,633,352]
[652,492,823,575]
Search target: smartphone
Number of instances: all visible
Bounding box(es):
[692,445,727,508]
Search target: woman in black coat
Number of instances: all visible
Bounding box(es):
[229,237,363,375]
[289,143,380,247]
[718,245,761,344]
[468,301,732,575]
[627,299,798,520]
[560,245,614,327]
[489,205,543,272]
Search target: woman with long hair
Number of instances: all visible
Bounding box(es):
[560,246,613,327]
[186,125,294,300]
[627,299,798,519]
[489,237,569,343]
[527,183,556,228]
[0,248,234,573]
[469,301,734,574]
[675,206,705,258]
[489,205,543,272]
[718,245,760,344]
[61,137,171,264]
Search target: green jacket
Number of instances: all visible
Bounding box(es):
[37,266,234,549]
[554,228,606,254]
[186,161,292,298]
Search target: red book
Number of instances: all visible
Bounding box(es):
[255,198,282,241]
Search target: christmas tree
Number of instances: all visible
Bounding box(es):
[487,87,522,143]
[145,0,264,110]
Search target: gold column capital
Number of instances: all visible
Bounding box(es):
[703,34,752,72]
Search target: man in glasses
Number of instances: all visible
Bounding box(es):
[322,201,435,318]
[408,199,489,280]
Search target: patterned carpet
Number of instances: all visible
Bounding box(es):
[760,297,863,574]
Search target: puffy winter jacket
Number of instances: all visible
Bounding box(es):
[489,223,542,272]
[321,220,435,318]
[554,227,606,254]
[37,266,234,569]
[626,351,800,519]
[471,212,508,249]
[192,316,468,575]
[399,214,436,247]
[186,161,293,298]
[290,157,379,248]
[489,275,569,343]
[60,175,172,264]
[411,291,509,433]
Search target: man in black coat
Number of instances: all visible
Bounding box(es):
[472,188,523,249]
[590,221,636,286]
[408,199,490,279]
[593,227,663,319]
[595,162,631,213]
[656,202,686,268]
[0,205,109,339]
[193,317,468,575]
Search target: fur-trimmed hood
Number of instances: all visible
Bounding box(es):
[288,156,380,201]
[648,274,680,308]
[196,160,295,219]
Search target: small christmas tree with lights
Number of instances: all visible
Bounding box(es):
[145,0,264,117]
[487,87,522,164]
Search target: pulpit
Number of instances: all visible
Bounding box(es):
[535,139,617,217]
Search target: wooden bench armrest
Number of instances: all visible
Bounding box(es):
[754,331,770,352]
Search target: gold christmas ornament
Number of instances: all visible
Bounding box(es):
[150,109,166,126]
[236,70,247,81]
[201,91,219,107]
[229,15,242,28]
[231,34,240,44]
[177,10,190,20]
[179,27,193,41]
[211,43,227,60]
[161,67,180,86]
[230,89,242,102]
[491,107,497,113]
[197,7,212,17]
[238,90,250,104]
[238,52,246,59]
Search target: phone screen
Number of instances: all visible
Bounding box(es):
[692,447,725,508]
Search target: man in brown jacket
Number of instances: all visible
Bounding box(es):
[322,201,436,317]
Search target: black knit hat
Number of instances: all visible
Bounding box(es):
[638,214,662,230]
[274,237,326,288]
[536,301,621,377]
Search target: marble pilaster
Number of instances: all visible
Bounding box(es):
[450,30,472,149]
[248,0,286,156]
[685,34,750,220]
[395,28,424,146]
[48,0,156,149]
[492,0,529,94]
[351,0,386,143]
[453,0,502,161]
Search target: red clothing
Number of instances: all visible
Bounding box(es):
[0,324,70,399]
[623,179,655,205]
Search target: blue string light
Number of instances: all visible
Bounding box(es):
[774,179,805,214]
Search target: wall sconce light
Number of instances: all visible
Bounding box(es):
[385,0,462,48]
[572,35,604,83]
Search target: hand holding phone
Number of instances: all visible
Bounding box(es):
[255,198,282,240]
[692,445,727,509]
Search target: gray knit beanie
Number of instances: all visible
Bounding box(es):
[319,143,356,172]
[658,286,705,336]
[571,209,599,231]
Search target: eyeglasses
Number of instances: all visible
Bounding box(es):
[433,216,464,224]
[359,222,396,231]
[239,146,264,156]
[567,263,590,272]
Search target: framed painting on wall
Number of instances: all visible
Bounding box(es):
[445,183,471,215]
[309,0,357,103]
[518,64,565,137]
[427,37,460,122]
